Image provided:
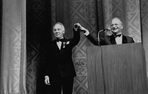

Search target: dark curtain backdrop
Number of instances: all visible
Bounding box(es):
[26,0,142,94]
[26,0,52,94]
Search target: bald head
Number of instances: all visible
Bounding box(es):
[53,22,65,39]
[111,17,123,34]
[111,17,122,25]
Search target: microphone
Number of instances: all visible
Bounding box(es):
[104,28,111,31]
[99,28,111,32]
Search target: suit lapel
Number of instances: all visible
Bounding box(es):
[110,35,127,44]
[110,35,116,44]
[122,35,127,44]
[53,41,61,56]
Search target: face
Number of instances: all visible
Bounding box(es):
[53,23,65,39]
[111,18,123,34]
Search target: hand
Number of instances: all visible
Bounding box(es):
[80,26,90,36]
[74,23,89,35]
[74,23,82,31]
[45,75,51,85]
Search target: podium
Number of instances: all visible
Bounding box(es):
[87,43,147,94]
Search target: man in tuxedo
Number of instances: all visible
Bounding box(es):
[81,17,134,45]
[44,22,81,94]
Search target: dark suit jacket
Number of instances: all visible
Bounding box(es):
[86,33,134,46]
[46,29,80,81]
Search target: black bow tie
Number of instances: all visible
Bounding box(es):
[114,34,122,38]
[56,38,65,42]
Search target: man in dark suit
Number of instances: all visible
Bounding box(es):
[44,22,81,94]
[80,17,134,45]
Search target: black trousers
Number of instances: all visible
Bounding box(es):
[50,76,74,94]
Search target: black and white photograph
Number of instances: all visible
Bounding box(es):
[0,0,148,94]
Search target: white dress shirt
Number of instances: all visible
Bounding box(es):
[115,34,122,44]
[57,41,62,50]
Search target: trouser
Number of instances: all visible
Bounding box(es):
[50,76,74,94]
